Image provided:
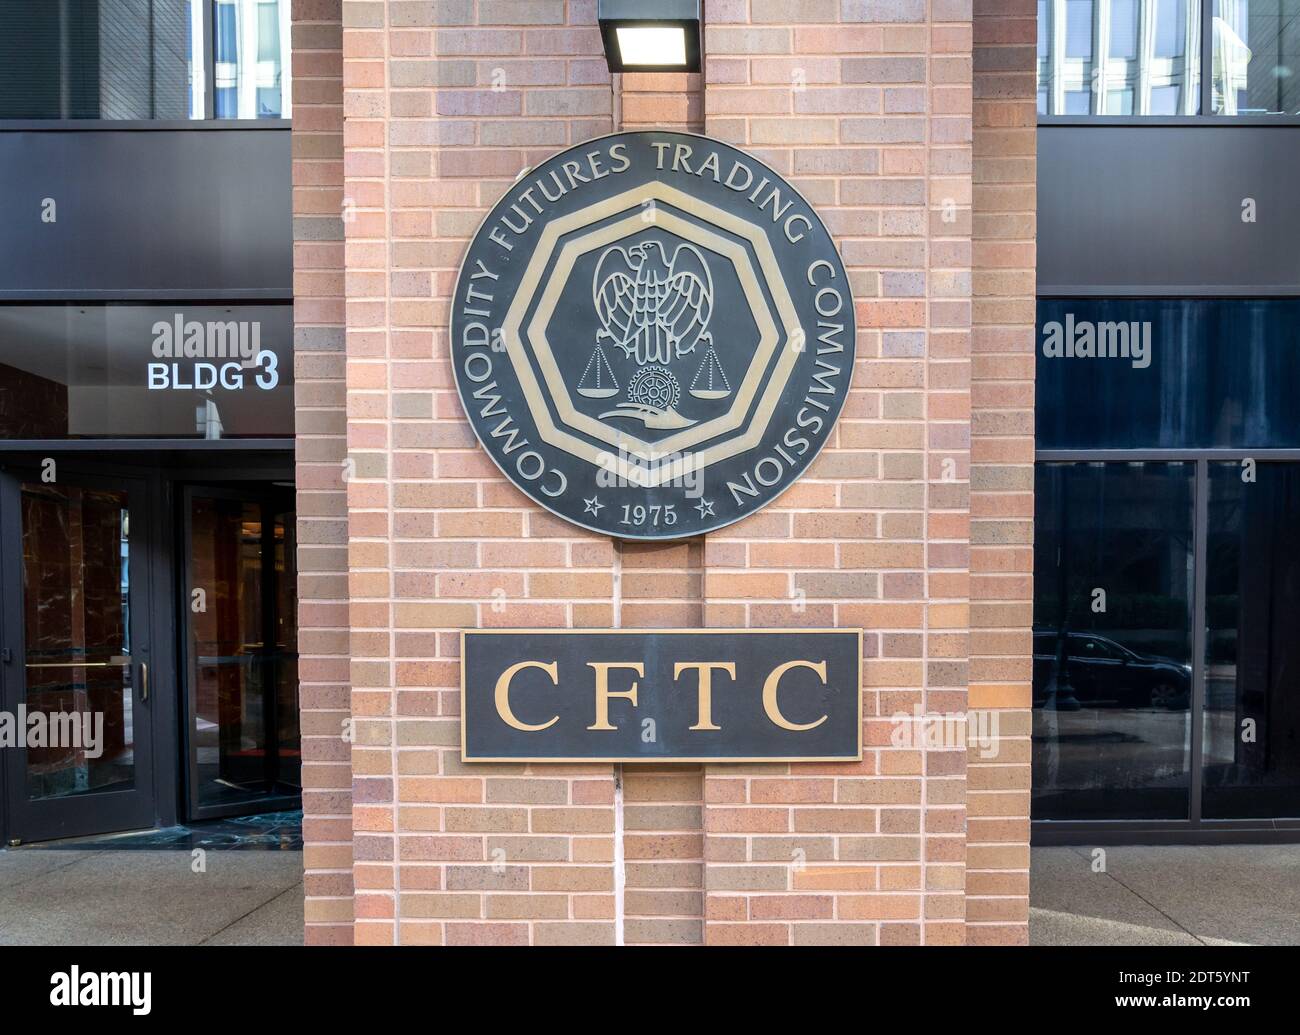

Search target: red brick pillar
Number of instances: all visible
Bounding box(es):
[698,0,971,946]
[968,0,1037,944]
[295,0,1034,947]
[293,0,353,946]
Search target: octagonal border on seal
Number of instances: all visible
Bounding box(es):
[500,181,803,489]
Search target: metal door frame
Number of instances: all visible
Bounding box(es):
[0,464,159,843]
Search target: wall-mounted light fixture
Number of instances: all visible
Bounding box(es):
[597,0,702,73]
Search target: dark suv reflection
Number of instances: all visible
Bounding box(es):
[1032,630,1191,710]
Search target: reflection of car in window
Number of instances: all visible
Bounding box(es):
[1033,630,1191,710]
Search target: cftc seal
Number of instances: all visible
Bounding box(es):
[451,131,855,540]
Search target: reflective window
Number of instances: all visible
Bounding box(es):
[1037,298,1300,450]
[0,0,204,119]
[1212,0,1300,114]
[1033,463,1195,821]
[1203,462,1300,818]
[188,492,300,811]
[0,304,293,440]
[21,482,138,800]
[0,1,289,120]
[1038,0,1203,114]
[213,0,289,119]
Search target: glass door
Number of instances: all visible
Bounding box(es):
[0,471,155,842]
[1202,461,1300,820]
[182,485,299,819]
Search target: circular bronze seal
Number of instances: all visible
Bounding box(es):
[452,131,855,540]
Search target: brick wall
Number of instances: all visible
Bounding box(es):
[295,0,1034,946]
[967,0,1036,945]
[697,0,972,946]
[292,0,353,946]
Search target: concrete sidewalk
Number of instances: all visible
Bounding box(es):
[0,849,303,945]
[1031,845,1300,946]
[2,842,1296,946]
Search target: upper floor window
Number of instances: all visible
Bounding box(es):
[0,0,290,121]
[1213,0,1300,114]
[1038,0,1203,114]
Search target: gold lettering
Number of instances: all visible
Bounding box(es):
[672,661,736,731]
[494,660,559,732]
[586,661,643,731]
[762,660,829,731]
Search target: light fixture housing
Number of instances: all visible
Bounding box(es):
[598,0,702,73]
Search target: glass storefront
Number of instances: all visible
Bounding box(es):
[1033,462,1195,820]
[1035,298,1300,833]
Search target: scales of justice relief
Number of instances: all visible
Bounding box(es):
[576,239,732,430]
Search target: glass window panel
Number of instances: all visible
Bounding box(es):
[1067,0,1096,57]
[1065,88,1093,113]
[1203,462,1300,819]
[1033,462,1195,821]
[189,494,299,809]
[1110,0,1139,58]
[1106,87,1136,112]
[1037,299,1300,450]
[213,0,289,120]
[1155,0,1189,56]
[0,0,204,119]
[1149,83,1183,112]
[1213,0,1300,114]
[1039,0,1201,115]
[21,483,136,800]
[0,304,293,440]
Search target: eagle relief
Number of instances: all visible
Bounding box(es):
[451,131,856,540]
[585,239,726,430]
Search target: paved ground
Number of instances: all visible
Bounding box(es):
[0,848,303,945]
[1031,844,1300,946]
[1,843,1296,945]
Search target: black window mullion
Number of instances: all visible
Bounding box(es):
[1189,457,1209,825]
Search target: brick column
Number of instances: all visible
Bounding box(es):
[292,0,353,946]
[967,0,1036,945]
[340,0,620,946]
[296,0,1034,948]
[697,0,971,946]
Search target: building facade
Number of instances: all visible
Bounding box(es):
[291,0,1037,947]
[1033,0,1300,843]
[0,2,300,844]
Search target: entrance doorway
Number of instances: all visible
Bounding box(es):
[182,486,300,819]
[0,455,298,844]
[0,472,155,841]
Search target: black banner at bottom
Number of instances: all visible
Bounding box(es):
[0,944,1288,1021]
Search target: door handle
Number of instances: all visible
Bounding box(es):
[140,661,149,702]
